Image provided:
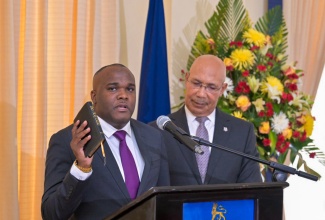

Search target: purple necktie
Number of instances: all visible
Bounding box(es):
[195,117,210,183]
[114,130,140,200]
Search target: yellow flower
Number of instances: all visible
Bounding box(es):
[224,57,233,66]
[243,28,266,47]
[232,111,246,120]
[259,121,270,134]
[252,98,265,112]
[207,38,215,49]
[230,49,255,71]
[247,76,261,93]
[235,95,251,112]
[261,76,284,103]
[282,128,293,140]
[304,114,314,137]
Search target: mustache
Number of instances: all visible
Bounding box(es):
[192,98,208,105]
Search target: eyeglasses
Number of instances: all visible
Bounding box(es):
[187,79,223,94]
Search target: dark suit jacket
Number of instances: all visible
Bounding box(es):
[41,119,170,220]
[150,107,262,186]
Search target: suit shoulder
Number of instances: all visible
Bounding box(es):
[50,124,73,139]
[131,119,161,135]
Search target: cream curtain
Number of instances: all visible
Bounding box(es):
[283,0,325,98]
[0,0,119,219]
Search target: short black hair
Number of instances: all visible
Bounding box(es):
[94,63,127,76]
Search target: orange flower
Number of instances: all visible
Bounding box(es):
[235,95,251,112]
[259,121,270,134]
[282,128,293,140]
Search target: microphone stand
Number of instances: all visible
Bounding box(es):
[190,136,318,182]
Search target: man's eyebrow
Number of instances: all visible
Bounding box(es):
[106,82,136,86]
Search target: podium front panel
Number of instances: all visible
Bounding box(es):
[106,182,288,220]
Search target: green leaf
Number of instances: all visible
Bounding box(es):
[268,131,277,154]
[255,6,288,64]
[255,6,283,36]
[217,0,250,41]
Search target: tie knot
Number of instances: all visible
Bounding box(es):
[114,130,127,141]
[196,116,208,125]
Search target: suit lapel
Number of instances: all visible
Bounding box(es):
[130,120,152,196]
[205,108,231,183]
[170,107,201,184]
[95,139,130,203]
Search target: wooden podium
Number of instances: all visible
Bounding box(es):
[105,182,289,220]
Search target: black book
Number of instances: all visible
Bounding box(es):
[74,101,105,158]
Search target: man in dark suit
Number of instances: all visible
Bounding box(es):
[42,64,170,220]
[150,54,262,185]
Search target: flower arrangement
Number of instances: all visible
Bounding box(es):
[176,0,322,178]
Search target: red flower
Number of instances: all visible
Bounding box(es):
[226,66,234,71]
[242,70,250,77]
[300,131,307,142]
[257,65,267,72]
[277,134,285,144]
[235,81,250,94]
[276,139,290,153]
[309,152,316,158]
[229,41,243,47]
[266,109,274,117]
[293,131,300,138]
[229,41,236,46]
[236,41,243,47]
[281,92,294,102]
[287,73,299,80]
[286,83,298,92]
[250,45,259,51]
[266,52,274,59]
[265,102,273,110]
[263,138,271,147]
[265,102,274,117]
[258,111,265,117]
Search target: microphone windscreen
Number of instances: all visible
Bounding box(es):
[156,115,170,130]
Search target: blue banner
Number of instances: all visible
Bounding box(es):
[268,0,282,10]
[137,0,170,123]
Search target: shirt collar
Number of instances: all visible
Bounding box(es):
[97,116,132,138]
[184,105,216,123]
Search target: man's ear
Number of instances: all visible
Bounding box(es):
[90,90,96,104]
[185,72,190,80]
[220,83,228,94]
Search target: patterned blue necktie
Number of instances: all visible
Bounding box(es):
[114,130,140,200]
[195,117,210,183]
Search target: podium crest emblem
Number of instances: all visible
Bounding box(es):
[211,203,227,220]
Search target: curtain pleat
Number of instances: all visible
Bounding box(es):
[0,0,118,219]
[284,0,325,98]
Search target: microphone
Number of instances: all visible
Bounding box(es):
[156,116,203,155]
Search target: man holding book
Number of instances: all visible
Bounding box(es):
[41,64,170,219]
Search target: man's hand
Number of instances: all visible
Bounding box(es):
[70,120,93,168]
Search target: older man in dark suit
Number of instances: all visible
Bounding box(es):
[42,64,170,219]
[150,54,261,185]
